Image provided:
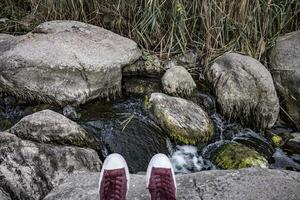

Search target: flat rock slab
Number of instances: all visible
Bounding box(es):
[0,20,141,106]
[43,168,300,200]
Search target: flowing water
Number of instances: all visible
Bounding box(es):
[0,93,300,173]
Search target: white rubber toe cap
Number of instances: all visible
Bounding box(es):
[146,153,176,189]
[103,153,128,170]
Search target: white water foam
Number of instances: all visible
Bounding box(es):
[170,145,215,174]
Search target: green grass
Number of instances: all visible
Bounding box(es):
[0,0,299,64]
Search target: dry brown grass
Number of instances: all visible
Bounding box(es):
[1,0,299,64]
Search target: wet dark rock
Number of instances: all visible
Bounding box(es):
[269,31,300,130]
[10,110,98,150]
[191,92,216,115]
[233,129,275,159]
[0,96,60,131]
[222,123,243,140]
[285,132,300,154]
[270,148,300,171]
[0,132,101,200]
[206,53,279,129]
[0,118,13,131]
[83,116,169,173]
[79,98,169,173]
[43,169,300,200]
[123,78,161,97]
[63,105,80,120]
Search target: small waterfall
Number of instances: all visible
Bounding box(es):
[170,145,215,173]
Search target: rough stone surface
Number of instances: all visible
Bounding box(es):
[0,190,11,200]
[148,93,214,144]
[43,168,300,200]
[0,20,141,106]
[206,52,279,129]
[269,31,300,130]
[0,132,101,200]
[162,66,196,97]
[10,109,98,150]
[211,142,268,169]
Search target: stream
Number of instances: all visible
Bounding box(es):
[0,93,300,173]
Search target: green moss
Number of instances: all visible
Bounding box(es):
[144,95,151,110]
[161,110,214,145]
[271,134,284,147]
[212,143,268,169]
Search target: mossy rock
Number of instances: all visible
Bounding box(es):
[211,143,268,169]
[148,93,214,145]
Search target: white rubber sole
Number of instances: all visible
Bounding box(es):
[98,153,130,198]
[146,153,177,191]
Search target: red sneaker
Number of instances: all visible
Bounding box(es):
[146,154,177,200]
[98,153,129,200]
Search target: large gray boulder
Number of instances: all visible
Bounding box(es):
[10,109,98,149]
[0,131,101,200]
[43,168,300,200]
[147,93,214,145]
[0,20,141,106]
[206,53,279,129]
[162,66,196,97]
[269,31,300,130]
